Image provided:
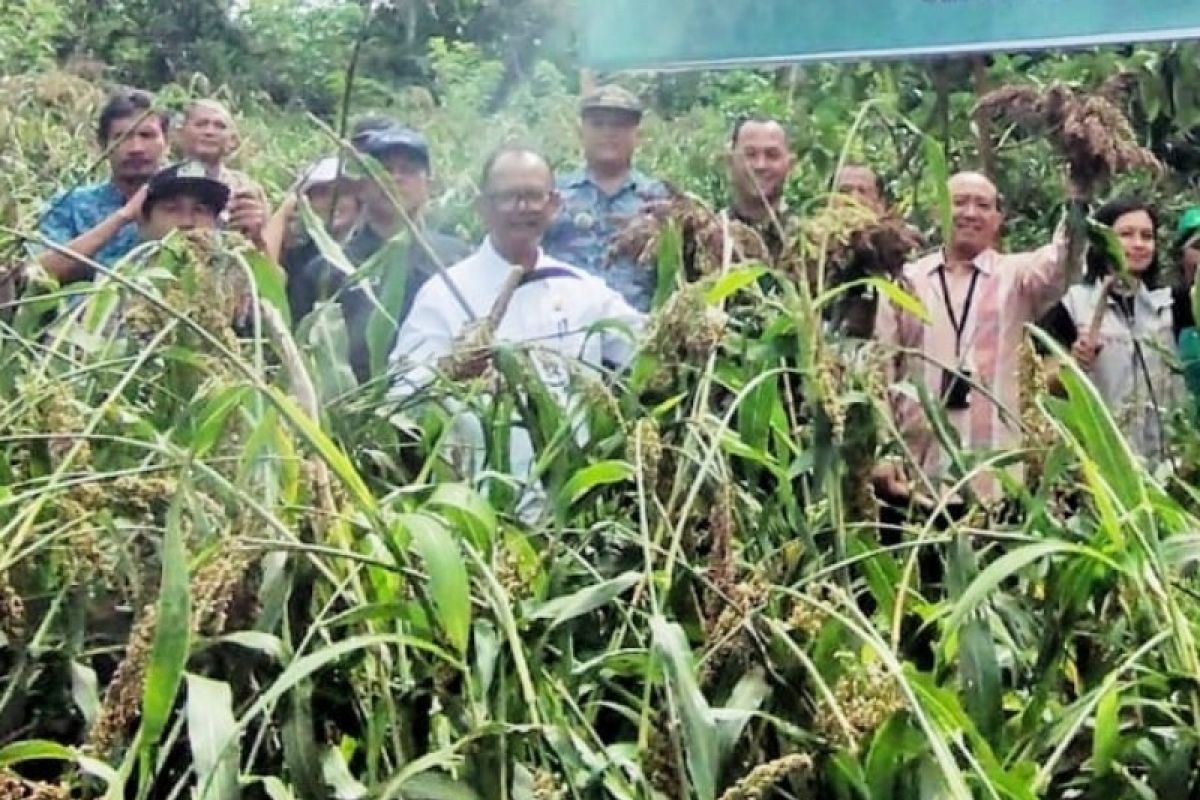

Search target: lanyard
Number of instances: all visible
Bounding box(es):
[937,265,980,358]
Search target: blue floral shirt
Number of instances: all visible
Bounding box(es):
[36,181,139,272]
[544,169,668,311]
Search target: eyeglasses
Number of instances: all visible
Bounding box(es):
[485,189,553,211]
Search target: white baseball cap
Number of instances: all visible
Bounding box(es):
[297,156,350,192]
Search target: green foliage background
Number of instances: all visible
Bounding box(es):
[4,3,1200,800]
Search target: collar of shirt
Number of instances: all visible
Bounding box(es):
[564,168,648,197]
[920,247,998,277]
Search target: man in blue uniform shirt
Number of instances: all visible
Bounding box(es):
[544,85,668,312]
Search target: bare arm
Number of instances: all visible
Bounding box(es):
[261,193,297,266]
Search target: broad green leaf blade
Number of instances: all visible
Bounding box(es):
[0,740,119,787]
[922,135,952,246]
[243,248,292,326]
[651,616,718,800]
[1092,686,1120,776]
[363,236,409,378]
[958,617,1002,742]
[527,572,641,630]
[714,668,770,768]
[704,265,766,304]
[397,771,482,800]
[186,674,241,800]
[321,745,368,800]
[426,483,497,551]
[282,677,325,800]
[560,460,635,508]
[192,385,252,458]
[298,199,356,278]
[139,482,193,753]
[819,276,930,324]
[267,386,375,512]
[70,661,100,730]
[946,541,1116,630]
[298,302,359,401]
[406,513,472,655]
[0,740,75,767]
[652,222,682,310]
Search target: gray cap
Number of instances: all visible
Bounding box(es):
[580,84,644,118]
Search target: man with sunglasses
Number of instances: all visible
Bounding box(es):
[297,119,469,382]
[545,85,668,311]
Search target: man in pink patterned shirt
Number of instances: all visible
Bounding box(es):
[875,171,1083,502]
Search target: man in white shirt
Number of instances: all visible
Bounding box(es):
[391,146,643,512]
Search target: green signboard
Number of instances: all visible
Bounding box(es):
[579,0,1200,71]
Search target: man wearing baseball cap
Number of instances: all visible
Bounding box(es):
[137,160,232,241]
[299,118,469,382]
[544,84,668,311]
[262,156,363,320]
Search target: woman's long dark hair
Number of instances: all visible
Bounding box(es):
[1085,197,1162,288]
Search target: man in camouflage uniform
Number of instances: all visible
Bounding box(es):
[722,116,796,262]
[545,85,668,311]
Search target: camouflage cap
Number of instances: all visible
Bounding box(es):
[580,85,644,119]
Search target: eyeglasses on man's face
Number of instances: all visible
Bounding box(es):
[485,189,554,211]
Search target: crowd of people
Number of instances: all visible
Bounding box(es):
[13,83,1200,511]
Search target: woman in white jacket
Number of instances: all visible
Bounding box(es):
[1040,198,1194,463]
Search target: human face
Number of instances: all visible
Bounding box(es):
[1111,210,1156,275]
[581,109,640,172]
[106,115,167,185]
[730,121,793,207]
[363,150,430,220]
[1183,238,1200,287]
[948,173,1002,260]
[180,103,236,165]
[480,152,560,259]
[836,166,883,212]
[307,182,361,238]
[142,194,219,241]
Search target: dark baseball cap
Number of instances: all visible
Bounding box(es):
[353,124,430,167]
[143,161,231,216]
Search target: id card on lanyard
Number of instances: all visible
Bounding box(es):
[938,265,980,369]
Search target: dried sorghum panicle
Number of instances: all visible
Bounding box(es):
[814,348,848,442]
[705,484,736,621]
[642,710,683,800]
[977,83,1159,197]
[439,319,496,382]
[495,544,532,598]
[701,574,769,687]
[611,191,767,279]
[0,769,70,800]
[1018,335,1056,486]
[38,381,91,467]
[531,769,566,800]
[88,604,157,756]
[814,659,904,750]
[648,282,728,364]
[193,545,255,636]
[89,538,257,756]
[717,754,814,800]
[111,476,178,522]
[787,585,833,640]
[578,369,621,421]
[0,575,26,641]
[625,417,663,492]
